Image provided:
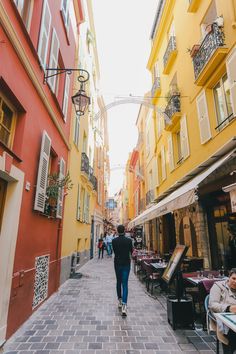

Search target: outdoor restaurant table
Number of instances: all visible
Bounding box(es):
[150,262,167,271]
[215,313,236,333]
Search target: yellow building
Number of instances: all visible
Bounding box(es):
[60,0,108,282]
[129,0,236,269]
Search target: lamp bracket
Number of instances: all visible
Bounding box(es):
[43,68,89,84]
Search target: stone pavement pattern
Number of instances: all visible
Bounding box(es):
[3,257,218,354]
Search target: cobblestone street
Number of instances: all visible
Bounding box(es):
[3,257,218,354]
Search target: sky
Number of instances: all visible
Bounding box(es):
[91,0,159,196]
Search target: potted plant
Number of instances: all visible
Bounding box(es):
[45,171,73,215]
[190,44,200,57]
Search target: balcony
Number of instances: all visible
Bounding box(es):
[81,152,89,180]
[187,0,201,12]
[146,189,155,205]
[163,36,177,74]
[151,77,161,98]
[164,94,181,130]
[192,23,227,86]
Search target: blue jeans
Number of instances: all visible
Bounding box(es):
[107,242,112,255]
[114,264,130,304]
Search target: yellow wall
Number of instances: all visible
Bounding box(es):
[147,0,236,199]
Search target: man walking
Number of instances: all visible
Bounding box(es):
[112,224,133,316]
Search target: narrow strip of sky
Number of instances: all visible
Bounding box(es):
[91,0,159,196]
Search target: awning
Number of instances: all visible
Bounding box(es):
[128,150,235,229]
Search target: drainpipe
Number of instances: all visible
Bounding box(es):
[231,0,236,28]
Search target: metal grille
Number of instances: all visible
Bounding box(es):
[163,36,176,69]
[192,23,225,79]
[32,255,49,309]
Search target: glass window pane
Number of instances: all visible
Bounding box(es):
[222,74,233,117]
[2,103,13,130]
[0,127,10,145]
[214,82,225,124]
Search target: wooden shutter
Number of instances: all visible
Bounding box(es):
[196,91,211,144]
[167,135,175,172]
[153,157,159,187]
[38,0,51,68]
[86,194,90,223]
[161,145,166,180]
[74,116,80,146]
[56,158,65,219]
[63,74,70,122]
[34,131,51,212]
[180,115,190,159]
[48,29,59,92]
[83,190,87,223]
[76,184,80,221]
[61,0,70,31]
[226,48,236,116]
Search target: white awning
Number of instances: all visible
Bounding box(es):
[128,150,235,229]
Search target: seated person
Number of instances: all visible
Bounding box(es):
[209,268,236,354]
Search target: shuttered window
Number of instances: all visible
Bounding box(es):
[34,131,51,212]
[180,115,190,159]
[61,0,70,32]
[161,145,166,180]
[76,184,80,221]
[167,135,175,172]
[56,158,65,219]
[196,91,211,144]
[38,0,51,69]
[74,116,80,146]
[226,48,236,117]
[48,29,60,92]
[63,74,70,122]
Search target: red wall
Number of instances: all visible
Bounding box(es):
[0,0,79,337]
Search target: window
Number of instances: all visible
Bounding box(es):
[158,153,162,183]
[38,0,51,69]
[48,29,60,92]
[76,184,80,221]
[214,74,233,128]
[0,97,15,148]
[176,130,182,162]
[80,187,85,222]
[146,131,150,155]
[62,74,70,121]
[196,90,212,144]
[14,0,33,30]
[74,116,80,146]
[61,0,70,32]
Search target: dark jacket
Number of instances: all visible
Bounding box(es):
[112,234,133,266]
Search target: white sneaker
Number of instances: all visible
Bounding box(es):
[118,298,122,309]
[121,304,127,316]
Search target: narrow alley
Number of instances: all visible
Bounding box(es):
[3,258,216,354]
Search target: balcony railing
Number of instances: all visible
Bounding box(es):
[81,152,89,175]
[192,23,225,80]
[151,77,161,97]
[146,189,154,205]
[163,36,176,69]
[164,94,181,119]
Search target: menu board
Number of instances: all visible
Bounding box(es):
[162,244,188,284]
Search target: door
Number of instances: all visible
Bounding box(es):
[213,206,229,268]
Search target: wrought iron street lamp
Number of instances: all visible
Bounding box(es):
[71,70,90,116]
[44,68,90,116]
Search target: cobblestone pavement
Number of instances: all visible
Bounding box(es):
[3,257,219,354]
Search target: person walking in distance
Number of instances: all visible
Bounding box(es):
[112,224,133,316]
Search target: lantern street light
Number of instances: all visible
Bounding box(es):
[71,70,90,116]
[44,68,90,116]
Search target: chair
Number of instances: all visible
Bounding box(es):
[143,261,161,294]
[204,295,219,354]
